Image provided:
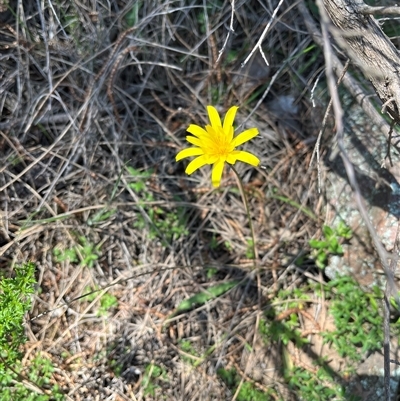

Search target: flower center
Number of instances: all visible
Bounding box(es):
[208,127,232,158]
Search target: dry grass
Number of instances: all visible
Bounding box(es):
[1,1,393,400]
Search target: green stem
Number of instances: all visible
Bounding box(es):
[230,166,258,268]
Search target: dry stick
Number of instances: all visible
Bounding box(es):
[106,45,138,125]
[310,59,350,192]
[47,0,68,38]
[316,1,397,400]
[36,0,52,110]
[385,223,400,401]
[0,113,71,131]
[216,0,235,64]
[384,120,396,167]
[242,0,285,67]
[359,5,400,16]
[310,69,325,108]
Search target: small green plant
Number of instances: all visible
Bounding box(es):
[286,367,346,401]
[75,236,101,268]
[25,354,64,401]
[179,339,199,365]
[2,354,64,401]
[0,262,64,400]
[257,288,346,399]
[217,367,274,401]
[209,234,219,250]
[246,239,255,259]
[7,154,23,166]
[124,1,143,27]
[53,236,101,268]
[309,222,352,269]
[259,288,310,348]
[259,316,308,348]
[168,280,239,319]
[141,363,168,397]
[206,266,218,279]
[86,208,117,226]
[98,293,118,316]
[323,275,383,362]
[224,240,233,251]
[84,286,119,316]
[127,166,188,243]
[53,247,78,263]
[0,262,36,366]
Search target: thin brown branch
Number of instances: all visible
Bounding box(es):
[359,5,400,16]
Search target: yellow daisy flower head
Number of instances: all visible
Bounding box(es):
[176,105,260,187]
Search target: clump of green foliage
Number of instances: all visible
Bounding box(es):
[179,339,199,365]
[323,275,383,362]
[258,274,383,400]
[141,363,168,397]
[309,222,352,268]
[53,235,101,268]
[84,286,119,316]
[259,287,310,348]
[286,367,346,401]
[0,262,64,400]
[0,262,36,367]
[217,367,276,401]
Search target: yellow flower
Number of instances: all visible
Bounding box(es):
[176,105,260,187]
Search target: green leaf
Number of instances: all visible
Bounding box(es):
[328,237,343,254]
[170,281,239,317]
[322,225,334,238]
[336,221,353,239]
[87,208,116,226]
[125,2,141,27]
[309,239,328,249]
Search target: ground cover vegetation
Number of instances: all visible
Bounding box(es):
[0,0,399,400]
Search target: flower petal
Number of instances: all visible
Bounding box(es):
[205,125,216,137]
[226,126,234,143]
[232,150,260,166]
[206,154,219,164]
[207,105,222,128]
[185,155,209,175]
[187,124,209,138]
[223,106,239,132]
[186,135,202,147]
[226,153,237,164]
[232,128,259,147]
[176,147,204,161]
[211,159,225,187]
